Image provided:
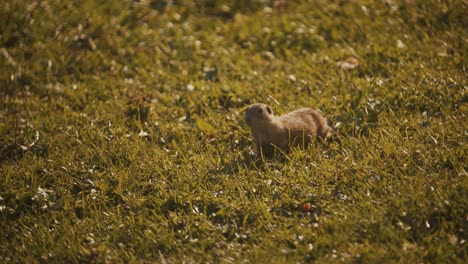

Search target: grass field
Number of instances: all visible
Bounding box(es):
[1,0,467,262]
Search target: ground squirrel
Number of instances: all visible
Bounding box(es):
[245,103,333,154]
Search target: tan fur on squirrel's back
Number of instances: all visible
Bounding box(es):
[245,103,333,153]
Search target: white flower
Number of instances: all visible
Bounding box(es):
[37,186,52,198]
[186,83,195,92]
[138,130,149,137]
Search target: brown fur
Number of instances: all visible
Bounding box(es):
[245,103,333,154]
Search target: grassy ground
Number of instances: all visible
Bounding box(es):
[1,0,467,262]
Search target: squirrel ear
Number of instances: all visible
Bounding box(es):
[266,106,272,115]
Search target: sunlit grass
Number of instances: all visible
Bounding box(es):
[1,0,466,262]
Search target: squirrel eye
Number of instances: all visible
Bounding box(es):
[257,109,263,114]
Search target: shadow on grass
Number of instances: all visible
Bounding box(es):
[0,143,49,165]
